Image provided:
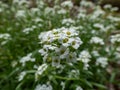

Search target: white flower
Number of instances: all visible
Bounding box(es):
[62,28,79,36]
[103,4,112,9]
[39,27,82,66]
[76,86,83,90]
[52,56,60,67]
[36,64,48,75]
[15,10,26,18]
[96,57,108,68]
[38,48,48,56]
[19,53,35,66]
[68,69,79,78]
[61,1,73,9]
[77,50,91,70]
[91,50,100,57]
[23,28,33,34]
[44,7,55,15]
[80,0,94,7]
[69,37,83,49]
[57,9,67,14]
[90,36,104,45]
[108,15,120,22]
[55,46,69,59]
[0,33,11,39]
[62,18,75,26]
[18,71,26,81]
[66,52,77,62]
[61,82,65,90]
[93,23,104,30]
[111,34,120,44]
[35,83,52,90]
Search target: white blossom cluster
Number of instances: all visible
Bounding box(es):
[35,64,48,80]
[96,57,108,68]
[38,27,83,67]
[35,83,53,90]
[90,36,104,45]
[19,53,35,66]
[0,33,11,45]
[111,34,120,44]
[77,50,91,70]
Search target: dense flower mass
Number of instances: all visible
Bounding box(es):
[38,27,83,66]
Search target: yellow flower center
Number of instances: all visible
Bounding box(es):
[72,41,76,45]
[66,31,71,35]
[63,38,68,43]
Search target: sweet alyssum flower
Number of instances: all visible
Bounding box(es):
[19,53,35,66]
[38,27,83,67]
[96,57,108,68]
[90,36,104,45]
[35,83,53,90]
[77,50,91,70]
[111,34,120,44]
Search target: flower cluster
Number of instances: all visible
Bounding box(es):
[111,34,120,44]
[38,27,83,67]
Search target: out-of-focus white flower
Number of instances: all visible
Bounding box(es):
[36,64,48,75]
[55,46,69,59]
[111,34,120,44]
[77,50,91,70]
[68,69,79,78]
[111,7,119,12]
[0,33,11,45]
[61,82,65,90]
[13,0,29,7]
[108,15,120,22]
[0,33,11,39]
[35,83,52,90]
[90,6,105,19]
[91,50,100,57]
[93,23,104,30]
[61,1,73,9]
[103,4,112,9]
[18,71,26,81]
[90,36,104,45]
[66,52,77,62]
[44,7,55,15]
[57,9,67,14]
[76,86,83,90]
[23,28,33,34]
[77,13,86,19]
[62,18,75,26]
[80,0,94,8]
[19,53,35,66]
[15,10,26,18]
[11,61,18,68]
[96,57,108,68]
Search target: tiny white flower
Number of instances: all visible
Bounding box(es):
[76,86,83,90]
[36,64,48,75]
[66,52,77,62]
[96,57,108,68]
[77,50,91,70]
[62,18,75,26]
[35,83,52,90]
[18,71,26,81]
[111,34,120,44]
[19,53,35,66]
[61,1,73,9]
[15,10,26,18]
[90,36,104,45]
